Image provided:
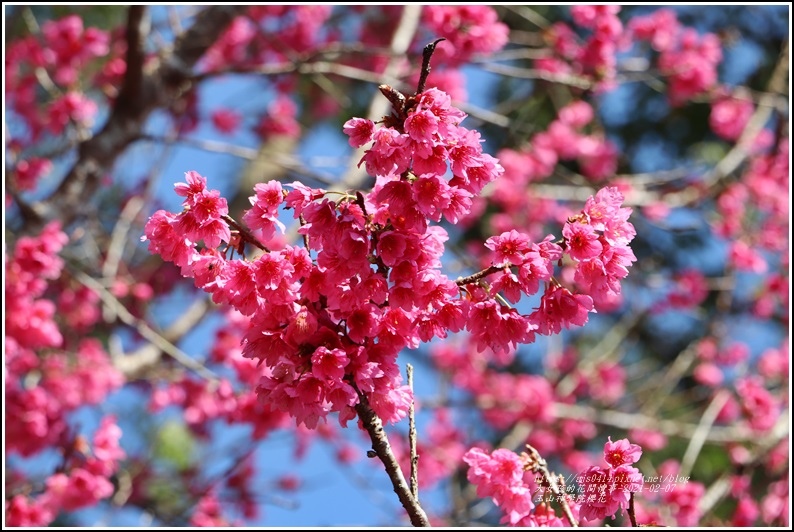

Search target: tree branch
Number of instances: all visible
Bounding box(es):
[116,6,148,113]
[679,390,731,478]
[455,265,504,287]
[337,5,422,191]
[355,392,430,527]
[407,364,419,502]
[73,270,218,381]
[28,6,247,233]
[523,445,578,527]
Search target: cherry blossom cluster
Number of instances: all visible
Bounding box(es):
[423,6,509,67]
[6,416,126,526]
[496,100,618,198]
[6,15,106,144]
[562,185,637,311]
[5,222,126,526]
[536,6,624,89]
[690,337,785,436]
[203,6,333,73]
[5,12,132,194]
[143,86,636,432]
[630,9,722,105]
[463,447,547,526]
[576,437,644,522]
[710,93,755,142]
[462,438,648,526]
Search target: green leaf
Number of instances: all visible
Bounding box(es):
[153,419,196,471]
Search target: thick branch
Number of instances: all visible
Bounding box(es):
[355,394,430,527]
[29,6,246,233]
[116,6,148,113]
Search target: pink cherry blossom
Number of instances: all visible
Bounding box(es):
[563,221,603,261]
[485,229,532,265]
[530,285,594,336]
[343,117,376,148]
[211,107,242,133]
[604,437,642,467]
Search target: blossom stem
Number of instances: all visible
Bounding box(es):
[628,493,637,527]
[355,391,430,527]
[416,38,446,94]
[299,214,310,250]
[221,214,268,252]
[524,445,579,527]
[454,265,504,287]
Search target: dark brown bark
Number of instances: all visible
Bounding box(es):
[26,6,247,233]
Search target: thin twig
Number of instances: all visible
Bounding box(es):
[503,5,550,29]
[101,196,146,321]
[553,403,775,443]
[407,364,419,502]
[698,412,789,515]
[523,445,578,527]
[141,134,258,160]
[73,270,218,381]
[479,62,593,89]
[416,38,445,94]
[555,310,645,398]
[222,214,268,252]
[115,298,210,377]
[628,493,637,527]
[21,8,62,99]
[336,5,422,191]
[640,342,698,415]
[455,265,503,287]
[454,101,512,128]
[679,391,731,478]
[137,134,338,187]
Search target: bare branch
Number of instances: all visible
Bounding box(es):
[455,265,504,287]
[679,391,731,478]
[640,342,698,415]
[698,412,789,515]
[479,63,593,89]
[553,403,787,443]
[416,38,446,94]
[628,493,637,527]
[116,298,211,378]
[355,391,430,527]
[73,270,218,381]
[455,101,512,128]
[502,5,550,29]
[222,214,268,252]
[407,364,419,502]
[523,445,578,527]
[101,195,146,321]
